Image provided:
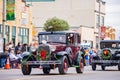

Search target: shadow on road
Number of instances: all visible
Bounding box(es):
[96,69,119,71]
[30,73,81,76]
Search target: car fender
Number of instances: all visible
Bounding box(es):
[65,47,73,55]
[75,51,82,61]
[57,51,68,56]
[57,51,72,66]
[21,52,31,58]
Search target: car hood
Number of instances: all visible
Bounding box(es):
[48,43,66,52]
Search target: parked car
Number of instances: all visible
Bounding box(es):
[91,40,120,71]
[21,31,84,75]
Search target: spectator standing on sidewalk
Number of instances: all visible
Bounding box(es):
[84,48,90,66]
[15,42,22,55]
[21,43,30,52]
[0,45,9,68]
[8,41,14,53]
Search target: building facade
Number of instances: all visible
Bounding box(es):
[0,0,32,46]
[31,0,106,48]
[105,26,115,40]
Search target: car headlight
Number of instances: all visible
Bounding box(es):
[50,45,56,52]
[30,46,36,52]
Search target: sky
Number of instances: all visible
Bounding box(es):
[104,0,120,29]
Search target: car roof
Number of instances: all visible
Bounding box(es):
[100,40,120,43]
[38,31,80,35]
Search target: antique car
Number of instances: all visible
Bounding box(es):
[21,31,84,75]
[92,40,120,71]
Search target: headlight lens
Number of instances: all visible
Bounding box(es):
[50,45,56,52]
[30,46,36,52]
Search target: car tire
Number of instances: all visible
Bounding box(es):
[21,64,32,75]
[76,57,84,73]
[92,63,96,71]
[118,64,120,71]
[43,68,50,74]
[58,56,68,74]
[101,65,105,70]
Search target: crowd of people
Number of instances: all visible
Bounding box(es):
[81,47,97,66]
[0,40,97,68]
[0,41,38,69]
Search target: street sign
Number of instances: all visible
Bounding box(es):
[100,26,106,39]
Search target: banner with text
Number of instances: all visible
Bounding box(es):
[6,0,15,20]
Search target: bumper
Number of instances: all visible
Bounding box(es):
[26,60,61,65]
[115,54,120,57]
[92,60,120,64]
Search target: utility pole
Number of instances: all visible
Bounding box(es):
[98,0,101,49]
[2,0,6,52]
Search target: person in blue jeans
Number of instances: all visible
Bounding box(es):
[0,54,8,68]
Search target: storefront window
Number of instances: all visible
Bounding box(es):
[0,24,2,34]
[12,26,16,46]
[18,28,29,44]
[5,25,10,44]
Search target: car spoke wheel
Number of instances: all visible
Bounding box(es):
[58,56,68,74]
[92,63,96,71]
[101,65,105,70]
[21,64,32,75]
[118,64,120,71]
[76,57,84,73]
[43,68,50,74]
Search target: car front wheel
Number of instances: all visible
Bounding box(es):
[118,63,120,71]
[21,64,32,75]
[43,68,50,74]
[58,56,68,74]
[101,65,105,70]
[76,57,84,73]
[92,63,96,71]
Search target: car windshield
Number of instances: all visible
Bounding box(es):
[100,42,120,49]
[39,34,66,44]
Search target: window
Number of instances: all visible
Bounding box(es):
[12,26,16,46]
[0,24,2,34]
[96,15,100,27]
[39,34,66,44]
[77,34,81,44]
[83,40,87,43]
[101,16,104,26]
[12,26,16,36]
[67,33,74,45]
[18,28,29,44]
[5,25,10,44]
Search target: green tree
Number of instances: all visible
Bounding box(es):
[44,17,69,31]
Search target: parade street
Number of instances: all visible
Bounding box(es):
[0,66,120,80]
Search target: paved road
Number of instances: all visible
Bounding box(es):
[0,66,120,80]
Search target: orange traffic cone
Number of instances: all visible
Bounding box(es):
[4,57,10,69]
